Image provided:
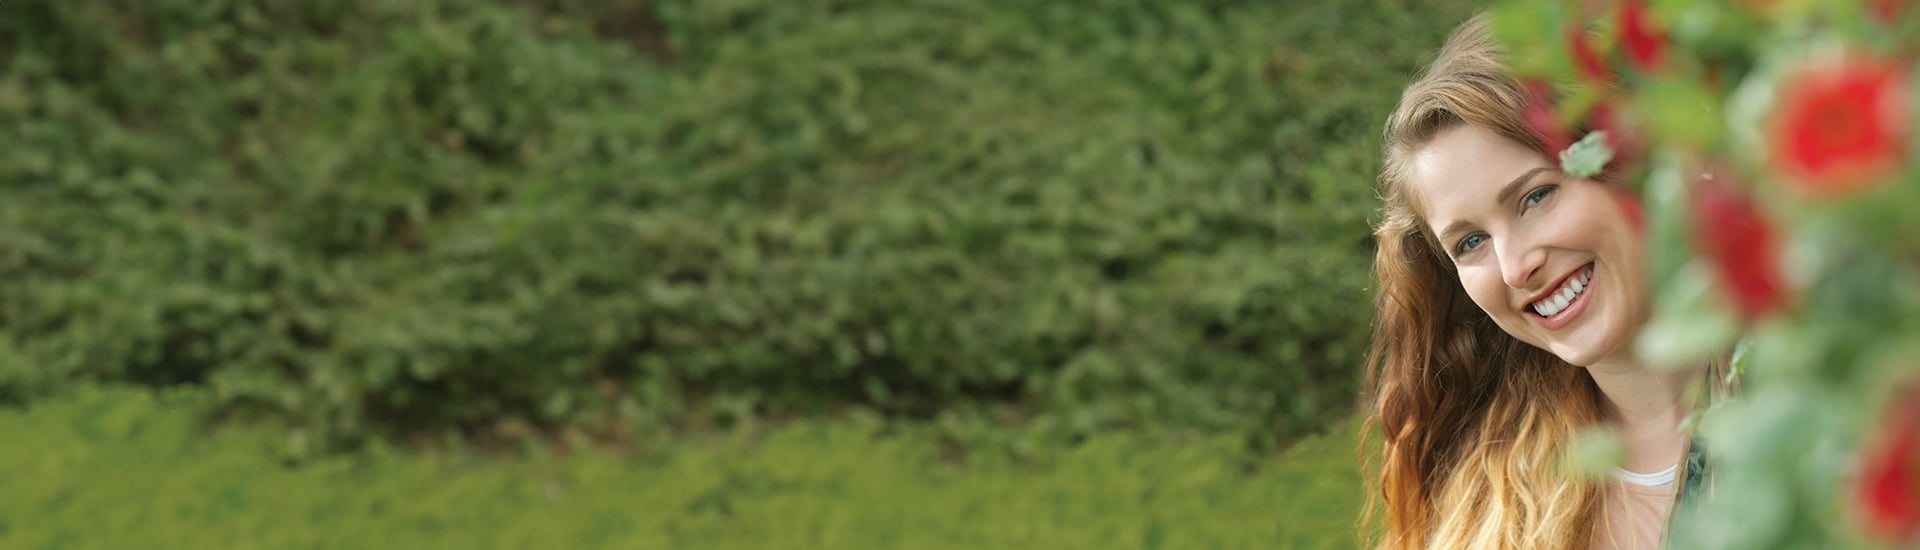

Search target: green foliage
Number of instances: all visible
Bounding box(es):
[1493,0,1920,546]
[0,0,1479,449]
[0,386,1371,549]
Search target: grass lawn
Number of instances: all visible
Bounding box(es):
[0,386,1370,549]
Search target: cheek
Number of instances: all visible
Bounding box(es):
[1543,191,1633,253]
[1565,191,1645,267]
[1457,265,1513,317]
[1557,189,1654,314]
[1458,265,1546,344]
[1604,218,1652,312]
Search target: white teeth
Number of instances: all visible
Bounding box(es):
[1531,265,1595,318]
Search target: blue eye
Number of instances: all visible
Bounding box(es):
[1524,185,1557,207]
[1455,233,1488,255]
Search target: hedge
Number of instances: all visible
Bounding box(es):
[0,0,1477,452]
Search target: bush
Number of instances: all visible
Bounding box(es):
[0,0,1477,451]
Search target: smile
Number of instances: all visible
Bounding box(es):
[1528,263,1595,330]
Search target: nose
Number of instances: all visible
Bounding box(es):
[1497,234,1546,291]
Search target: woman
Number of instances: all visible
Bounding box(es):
[1363,16,1727,550]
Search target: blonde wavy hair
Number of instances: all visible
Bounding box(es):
[1360,15,1608,550]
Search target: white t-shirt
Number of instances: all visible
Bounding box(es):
[1593,465,1679,550]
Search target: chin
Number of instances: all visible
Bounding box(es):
[1546,331,1630,367]
[1552,347,1605,367]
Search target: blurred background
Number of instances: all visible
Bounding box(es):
[0,0,1477,547]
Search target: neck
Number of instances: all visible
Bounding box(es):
[1586,355,1703,473]
[1587,356,1698,426]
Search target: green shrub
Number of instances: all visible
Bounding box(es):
[0,0,1477,450]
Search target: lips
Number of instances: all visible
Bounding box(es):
[1527,262,1597,331]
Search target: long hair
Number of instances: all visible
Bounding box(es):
[1361,16,1607,550]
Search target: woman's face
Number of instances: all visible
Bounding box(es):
[1408,124,1648,367]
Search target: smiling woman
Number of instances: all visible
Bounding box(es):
[1411,124,1647,367]
[1361,15,1723,550]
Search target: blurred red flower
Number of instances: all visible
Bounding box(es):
[1771,58,1909,196]
[1871,0,1907,24]
[1857,385,1920,544]
[1587,100,1643,169]
[1522,79,1572,154]
[1612,188,1645,234]
[1568,25,1610,83]
[1620,1,1666,71]
[1690,170,1784,320]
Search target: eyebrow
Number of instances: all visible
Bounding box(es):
[1434,166,1559,246]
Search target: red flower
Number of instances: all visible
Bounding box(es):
[1567,25,1611,83]
[1620,1,1667,71]
[1771,58,1909,197]
[1522,79,1572,154]
[1871,0,1908,24]
[1612,188,1646,234]
[1690,170,1785,320]
[1857,385,1920,543]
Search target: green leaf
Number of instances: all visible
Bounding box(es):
[1636,262,1742,370]
[1728,337,1753,383]
[1559,425,1624,481]
[1558,131,1614,178]
[1641,153,1693,285]
[1642,79,1724,149]
[1488,0,1569,77]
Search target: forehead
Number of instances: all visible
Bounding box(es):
[1408,125,1552,224]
